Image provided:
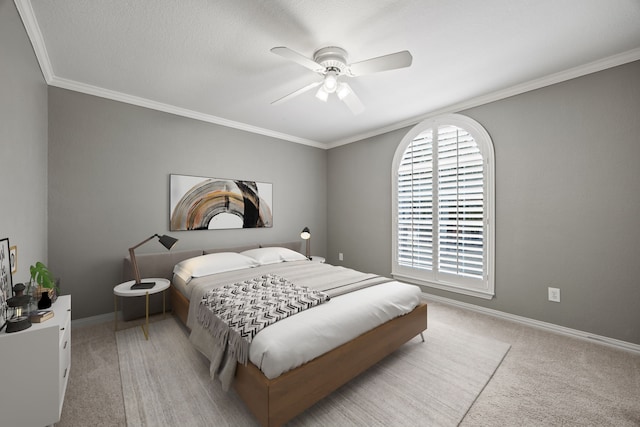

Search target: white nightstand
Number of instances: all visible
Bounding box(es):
[114,278,170,339]
[309,256,326,263]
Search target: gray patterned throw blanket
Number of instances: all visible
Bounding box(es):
[197,274,330,368]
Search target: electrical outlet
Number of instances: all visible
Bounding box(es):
[548,287,560,302]
[338,252,344,261]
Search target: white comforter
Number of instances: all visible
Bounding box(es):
[184,261,421,381]
[248,280,420,378]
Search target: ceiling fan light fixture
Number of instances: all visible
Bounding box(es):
[336,82,352,100]
[315,86,329,102]
[323,70,339,93]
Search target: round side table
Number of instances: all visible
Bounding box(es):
[113,278,170,340]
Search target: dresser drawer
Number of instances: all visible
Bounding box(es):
[59,311,71,404]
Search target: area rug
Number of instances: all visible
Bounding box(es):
[116,316,510,426]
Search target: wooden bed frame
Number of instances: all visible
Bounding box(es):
[170,285,428,427]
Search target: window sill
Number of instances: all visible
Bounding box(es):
[392,273,494,300]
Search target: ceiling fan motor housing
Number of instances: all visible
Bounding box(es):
[313,47,348,74]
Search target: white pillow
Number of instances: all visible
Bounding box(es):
[241,247,307,265]
[173,252,259,283]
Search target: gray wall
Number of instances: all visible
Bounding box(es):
[0,0,48,286]
[327,127,406,275]
[48,88,327,319]
[328,61,640,345]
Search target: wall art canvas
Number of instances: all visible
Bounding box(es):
[170,174,273,231]
[0,238,12,329]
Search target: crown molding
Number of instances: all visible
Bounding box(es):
[15,0,640,151]
[48,76,325,148]
[327,47,640,149]
[14,0,324,148]
[14,0,54,82]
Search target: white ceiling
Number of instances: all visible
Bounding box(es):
[17,0,640,148]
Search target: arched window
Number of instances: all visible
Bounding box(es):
[392,114,495,298]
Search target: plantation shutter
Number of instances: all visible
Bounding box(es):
[397,129,433,270]
[396,125,484,280]
[437,125,484,280]
[393,114,494,298]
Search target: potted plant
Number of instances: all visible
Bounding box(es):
[29,262,58,309]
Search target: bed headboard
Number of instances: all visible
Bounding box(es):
[121,241,303,282]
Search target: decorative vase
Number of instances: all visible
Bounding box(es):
[38,290,52,309]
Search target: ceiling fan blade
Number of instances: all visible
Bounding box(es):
[271,47,325,73]
[347,50,413,76]
[338,83,364,115]
[271,81,322,105]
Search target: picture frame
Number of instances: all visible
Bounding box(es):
[9,245,17,274]
[0,238,12,329]
[170,174,273,231]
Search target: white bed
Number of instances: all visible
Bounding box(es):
[187,271,421,381]
[164,246,428,426]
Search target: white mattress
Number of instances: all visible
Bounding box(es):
[250,280,420,379]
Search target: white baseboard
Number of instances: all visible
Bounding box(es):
[71,312,115,328]
[71,310,171,329]
[422,292,640,355]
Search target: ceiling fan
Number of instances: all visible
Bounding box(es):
[270,46,412,115]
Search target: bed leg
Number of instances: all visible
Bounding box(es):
[420,332,425,342]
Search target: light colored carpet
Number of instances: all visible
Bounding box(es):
[60,320,126,426]
[116,315,510,426]
[59,301,640,426]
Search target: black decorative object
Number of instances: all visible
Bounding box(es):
[6,284,32,333]
[37,290,52,309]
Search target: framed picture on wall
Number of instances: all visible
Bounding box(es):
[170,174,273,231]
[10,245,17,274]
[0,238,12,329]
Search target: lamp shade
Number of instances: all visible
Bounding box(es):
[158,234,178,250]
[300,227,311,240]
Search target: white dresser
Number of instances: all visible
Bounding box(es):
[0,295,71,427]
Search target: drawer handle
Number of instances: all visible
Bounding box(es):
[60,327,65,331]
[63,368,68,379]
[64,341,68,349]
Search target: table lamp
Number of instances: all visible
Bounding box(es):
[129,234,178,290]
[300,227,311,260]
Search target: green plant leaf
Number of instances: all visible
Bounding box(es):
[30,261,56,289]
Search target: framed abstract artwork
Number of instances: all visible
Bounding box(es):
[170,174,273,231]
[0,238,12,329]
